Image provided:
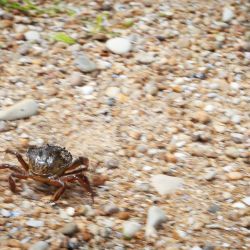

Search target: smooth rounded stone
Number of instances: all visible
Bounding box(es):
[231,133,244,143]
[226,171,243,180]
[105,87,120,98]
[74,54,96,72]
[29,241,49,250]
[123,221,142,239]
[60,222,78,236]
[24,30,40,41]
[192,131,211,142]
[106,37,132,54]
[79,85,95,95]
[231,115,241,124]
[0,121,10,132]
[135,182,150,192]
[144,83,159,95]
[1,209,11,217]
[222,6,234,22]
[232,202,246,209]
[150,174,183,195]
[225,147,240,159]
[242,197,250,206]
[207,204,220,213]
[26,219,44,228]
[145,206,167,237]
[190,111,211,124]
[0,99,38,121]
[203,171,217,181]
[66,207,75,217]
[136,52,155,64]
[105,159,119,169]
[136,144,148,153]
[67,72,84,86]
[103,203,120,215]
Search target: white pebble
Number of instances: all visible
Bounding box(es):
[150,174,183,195]
[145,206,167,237]
[242,197,250,206]
[0,99,38,121]
[222,6,234,22]
[66,207,75,216]
[232,202,246,209]
[106,38,132,54]
[105,87,120,98]
[79,85,95,95]
[123,221,142,238]
[26,219,44,228]
[24,31,41,41]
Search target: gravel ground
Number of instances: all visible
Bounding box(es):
[0,0,249,249]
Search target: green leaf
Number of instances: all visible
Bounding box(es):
[52,32,76,45]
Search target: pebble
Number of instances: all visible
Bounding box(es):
[145,206,167,237]
[106,37,132,54]
[105,159,119,169]
[24,30,40,41]
[0,99,38,121]
[79,85,95,95]
[29,241,49,250]
[1,209,11,217]
[232,202,246,209]
[66,207,75,217]
[144,83,159,95]
[26,219,44,228]
[0,120,10,132]
[225,147,240,159]
[227,172,243,180]
[67,72,84,86]
[74,54,97,72]
[60,222,78,236]
[231,115,241,124]
[222,6,234,22]
[103,203,120,215]
[204,171,217,181]
[105,87,120,98]
[150,174,183,195]
[208,204,220,213]
[231,133,245,143]
[136,52,155,64]
[191,111,211,124]
[242,197,250,206]
[123,221,142,239]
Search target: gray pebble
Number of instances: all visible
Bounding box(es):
[74,54,96,73]
[225,147,240,159]
[60,222,78,236]
[208,204,220,213]
[29,241,49,250]
[24,31,40,42]
[144,83,159,95]
[123,221,142,238]
[104,203,120,215]
[105,159,119,169]
[26,219,44,228]
[0,121,10,132]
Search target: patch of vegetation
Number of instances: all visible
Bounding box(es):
[0,0,75,16]
[52,32,76,45]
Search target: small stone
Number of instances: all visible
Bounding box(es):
[105,159,119,169]
[135,182,150,192]
[227,172,243,180]
[0,121,10,132]
[66,207,75,216]
[92,175,108,186]
[29,241,49,250]
[144,83,159,95]
[1,209,11,217]
[79,85,95,95]
[204,171,217,181]
[150,174,183,195]
[106,37,132,54]
[145,206,167,237]
[222,6,234,22]
[192,131,211,142]
[26,219,44,228]
[231,133,244,143]
[225,147,240,159]
[191,111,211,124]
[208,204,220,213]
[123,221,142,239]
[104,203,120,215]
[0,99,38,121]
[105,87,120,98]
[242,197,250,206]
[117,211,130,220]
[232,202,246,209]
[81,228,92,242]
[24,31,40,41]
[74,54,96,72]
[68,72,84,86]
[136,52,155,64]
[231,115,241,124]
[60,222,78,236]
[136,144,148,153]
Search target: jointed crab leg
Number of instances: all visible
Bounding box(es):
[64,156,89,173]
[9,172,28,193]
[0,164,24,173]
[5,149,29,171]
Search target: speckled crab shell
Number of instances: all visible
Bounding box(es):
[26,144,73,176]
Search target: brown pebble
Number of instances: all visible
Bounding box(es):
[81,229,92,242]
[164,153,177,163]
[227,172,243,180]
[92,175,108,186]
[191,111,211,124]
[3,197,14,203]
[116,211,131,220]
[7,239,21,248]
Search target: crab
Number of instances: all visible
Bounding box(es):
[0,144,94,202]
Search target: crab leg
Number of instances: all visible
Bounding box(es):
[5,149,29,171]
[63,156,89,173]
[0,164,24,173]
[8,172,28,193]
